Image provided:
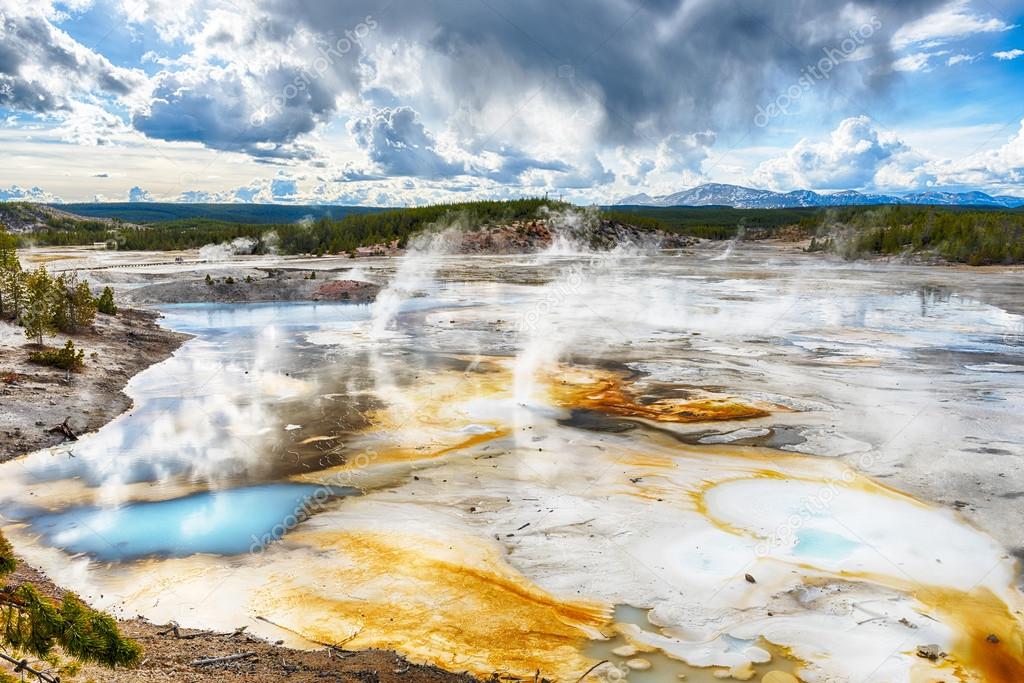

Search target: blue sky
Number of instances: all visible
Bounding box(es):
[1,0,1023,205]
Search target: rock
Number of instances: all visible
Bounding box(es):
[745,573,757,583]
[761,672,799,683]
[611,644,637,657]
[916,644,943,661]
[987,633,1000,644]
[625,658,651,671]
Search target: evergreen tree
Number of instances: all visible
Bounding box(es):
[22,268,56,346]
[95,287,117,316]
[71,281,96,330]
[51,275,96,334]
[0,530,142,681]
[0,230,24,320]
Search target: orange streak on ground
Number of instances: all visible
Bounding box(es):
[548,370,771,423]
[255,530,611,680]
[914,587,1024,683]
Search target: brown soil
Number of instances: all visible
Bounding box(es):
[0,309,190,463]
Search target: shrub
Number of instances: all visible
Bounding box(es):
[96,286,117,315]
[225,276,235,284]
[29,340,85,371]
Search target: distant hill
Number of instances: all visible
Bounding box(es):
[53,203,383,224]
[0,201,129,234]
[617,183,1024,209]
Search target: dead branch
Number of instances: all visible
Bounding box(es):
[47,418,77,441]
[189,652,256,667]
[0,651,60,683]
[574,660,609,683]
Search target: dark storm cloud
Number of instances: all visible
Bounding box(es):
[0,0,953,182]
[260,0,949,142]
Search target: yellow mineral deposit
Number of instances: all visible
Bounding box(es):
[547,367,773,423]
[913,586,1024,683]
[253,529,610,679]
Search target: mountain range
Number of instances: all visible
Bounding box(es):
[616,183,1024,209]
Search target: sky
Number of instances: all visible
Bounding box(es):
[1,0,1023,206]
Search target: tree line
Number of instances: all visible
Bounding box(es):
[15,199,570,255]
[817,205,1024,265]
[611,204,1024,264]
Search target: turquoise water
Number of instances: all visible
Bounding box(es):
[29,484,357,561]
[793,528,860,560]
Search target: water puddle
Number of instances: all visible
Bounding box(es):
[585,606,803,682]
[26,484,358,561]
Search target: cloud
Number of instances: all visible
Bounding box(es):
[946,53,980,66]
[752,116,933,191]
[176,172,306,203]
[993,49,1024,60]
[347,106,465,178]
[893,51,943,71]
[128,186,154,202]
[119,0,951,162]
[0,185,62,202]
[132,64,332,158]
[656,131,717,174]
[928,118,1024,190]
[11,0,1022,200]
[0,1,145,113]
[891,0,1011,49]
[118,0,199,41]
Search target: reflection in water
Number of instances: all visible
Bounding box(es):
[2,252,1024,682]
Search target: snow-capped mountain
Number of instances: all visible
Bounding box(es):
[615,184,1024,209]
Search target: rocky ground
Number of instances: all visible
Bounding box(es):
[125,269,380,305]
[0,308,190,463]
[451,219,698,254]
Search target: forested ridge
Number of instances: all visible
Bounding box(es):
[4,200,1023,265]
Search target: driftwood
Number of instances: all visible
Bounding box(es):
[47,418,77,441]
[189,652,256,667]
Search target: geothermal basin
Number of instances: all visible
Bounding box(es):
[1,246,1023,683]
